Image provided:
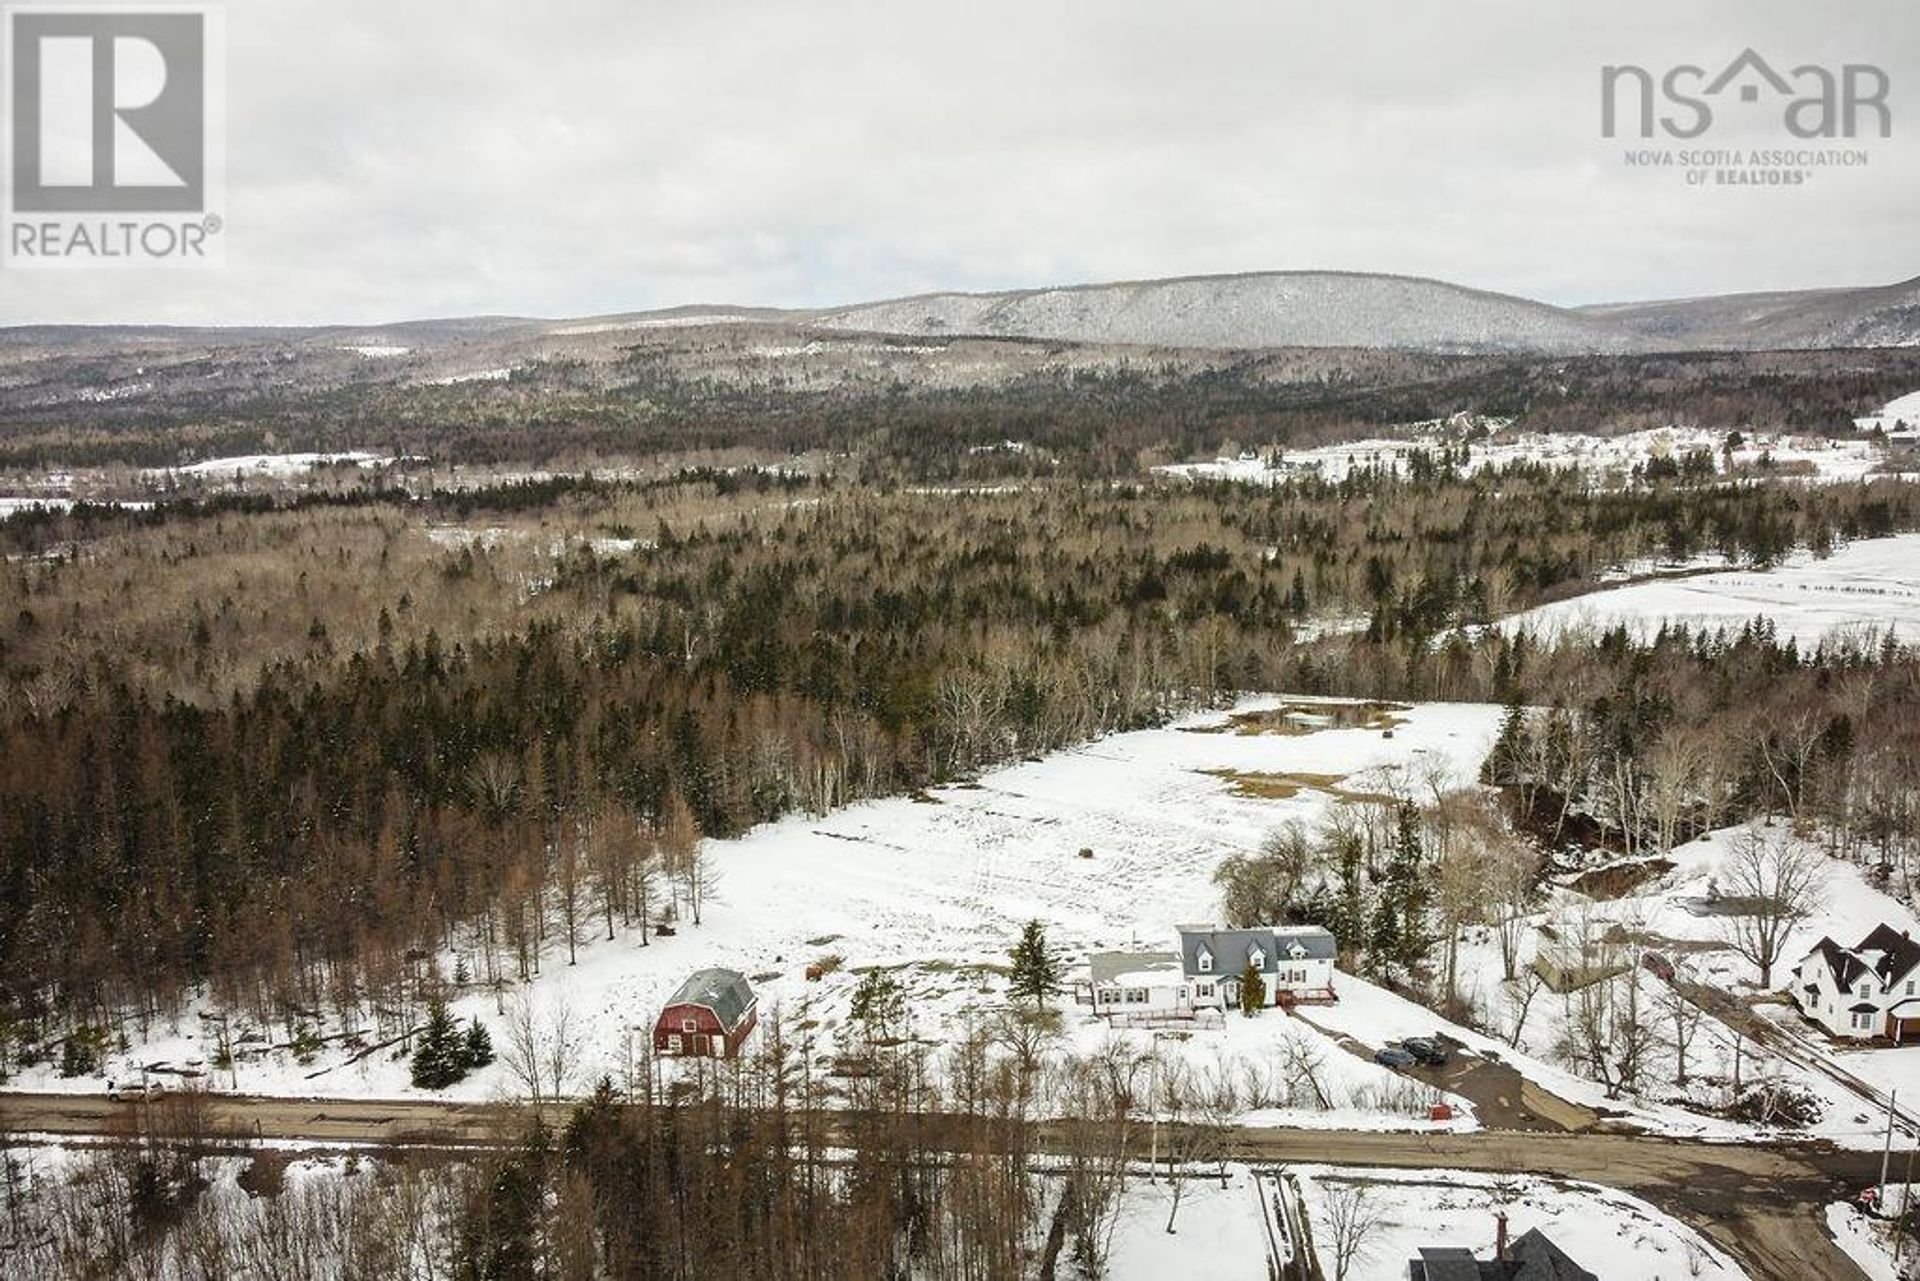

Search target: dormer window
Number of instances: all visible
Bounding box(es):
[1287,942,1307,960]
[1249,946,1266,971]
[1196,947,1213,974]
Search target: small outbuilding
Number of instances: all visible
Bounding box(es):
[654,968,758,1059]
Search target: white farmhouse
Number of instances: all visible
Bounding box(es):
[1178,925,1338,1007]
[1079,951,1212,1021]
[1076,925,1337,1021]
[1791,925,1920,1042]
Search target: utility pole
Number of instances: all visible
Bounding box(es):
[1882,1088,1900,1203]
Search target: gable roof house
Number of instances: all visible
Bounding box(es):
[1075,924,1340,1021]
[1791,925,1920,1042]
[1178,924,1337,1007]
[1073,950,1222,1025]
[1408,1219,1597,1281]
[654,968,759,1059]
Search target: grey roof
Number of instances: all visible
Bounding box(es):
[1859,924,1920,984]
[1089,951,1181,986]
[1507,1228,1599,1281]
[1407,1229,1596,1281]
[664,967,756,1030]
[1410,1247,1482,1281]
[1177,925,1335,977]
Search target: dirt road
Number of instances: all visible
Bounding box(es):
[0,1091,1892,1279]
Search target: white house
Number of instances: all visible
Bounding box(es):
[1791,925,1920,1042]
[1078,951,1215,1021]
[1179,925,1338,1006]
[1076,925,1337,1020]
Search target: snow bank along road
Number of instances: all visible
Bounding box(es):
[0,1093,1885,1281]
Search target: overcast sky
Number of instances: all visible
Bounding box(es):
[4,0,1916,325]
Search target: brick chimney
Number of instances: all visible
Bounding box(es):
[1495,1210,1509,1261]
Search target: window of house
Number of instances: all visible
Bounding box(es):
[1250,948,1266,970]
[1097,988,1114,1005]
[1196,982,1214,998]
[1907,980,1916,996]
[668,1035,682,1054]
[683,1017,698,1033]
[1126,988,1149,1004]
[1861,983,1873,999]
[1197,951,1212,973]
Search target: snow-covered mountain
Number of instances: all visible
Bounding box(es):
[810,271,1640,355]
[1579,275,1920,351]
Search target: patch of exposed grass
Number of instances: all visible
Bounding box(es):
[1184,699,1411,738]
[1201,768,1402,807]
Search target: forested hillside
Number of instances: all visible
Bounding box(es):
[2,460,1916,1045]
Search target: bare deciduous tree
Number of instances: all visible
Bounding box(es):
[1718,826,1826,987]
[501,993,580,1105]
[1322,1182,1386,1281]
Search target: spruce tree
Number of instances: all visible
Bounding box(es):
[462,1018,495,1070]
[410,1000,466,1089]
[1008,920,1063,1010]
[1484,696,1529,786]
[1239,959,1266,1017]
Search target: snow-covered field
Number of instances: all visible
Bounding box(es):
[148,451,392,480]
[1502,533,1920,649]
[12,682,1913,1151]
[12,696,1497,1130]
[0,496,71,516]
[0,495,153,516]
[1160,425,1900,486]
[1856,389,1920,436]
[429,367,515,385]
[1105,1164,1742,1281]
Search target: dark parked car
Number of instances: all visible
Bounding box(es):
[1400,1037,1450,1067]
[1373,1045,1416,1069]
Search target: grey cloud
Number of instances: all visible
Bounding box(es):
[3,0,1914,325]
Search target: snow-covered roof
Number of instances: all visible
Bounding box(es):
[1088,951,1181,986]
[1178,925,1335,976]
[1803,925,1920,994]
[661,967,756,1030]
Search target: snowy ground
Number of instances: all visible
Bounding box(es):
[1502,533,1920,649]
[146,451,393,480]
[1452,819,1920,1150]
[1105,1163,1743,1281]
[0,496,154,516]
[1856,389,1920,436]
[10,696,1497,1130]
[12,686,1912,1150]
[1825,1196,1917,1281]
[1158,426,1901,487]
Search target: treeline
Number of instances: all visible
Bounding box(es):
[3,1013,1156,1280]
[2,468,1918,1041]
[6,340,1920,474]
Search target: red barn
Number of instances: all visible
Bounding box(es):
[654,968,758,1058]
